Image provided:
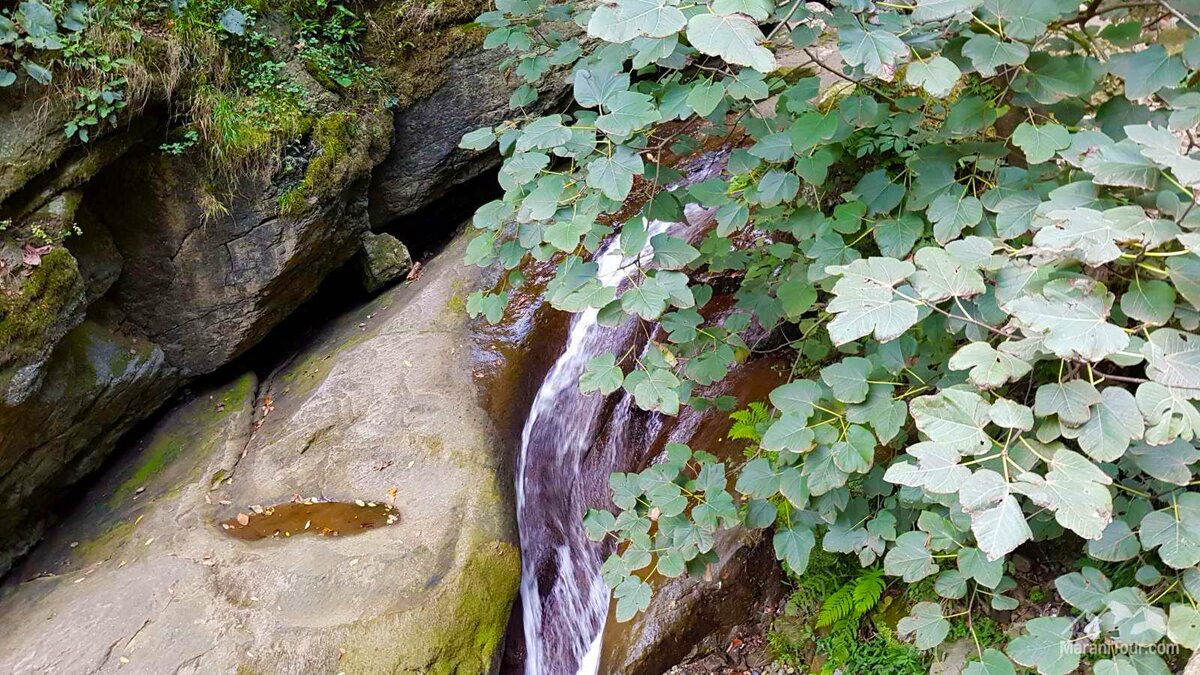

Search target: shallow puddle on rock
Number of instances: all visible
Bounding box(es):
[220,500,398,541]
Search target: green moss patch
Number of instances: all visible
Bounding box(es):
[336,538,521,674]
[107,373,256,509]
[363,0,492,110]
[0,248,85,370]
[70,518,138,566]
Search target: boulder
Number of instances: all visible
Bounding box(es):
[355,230,412,293]
[85,109,392,376]
[0,246,87,379]
[0,187,93,380]
[16,190,81,240]
[0,121,143,219]
[0,230,520,674]
[0,319,178,573]
[0,85,74,205]
[67,204,124,304]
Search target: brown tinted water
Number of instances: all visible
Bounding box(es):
[220,500,398,541]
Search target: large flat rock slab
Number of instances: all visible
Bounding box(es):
[0,232,519,674]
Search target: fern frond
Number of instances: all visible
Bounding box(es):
[800,569,840,600]
[824,621,858,664]
[728,401,769,442]
[816,584,855,628]
[817,568,885,628]
[850,568,885,618]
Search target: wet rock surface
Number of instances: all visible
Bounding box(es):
[0,231,520,674]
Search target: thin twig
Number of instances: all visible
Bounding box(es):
[766,0,808,40]
[801,47,899,105]
[1161,0,1200,33]
[892,288,1015,340]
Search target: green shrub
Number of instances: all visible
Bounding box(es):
[464,0,1200,671]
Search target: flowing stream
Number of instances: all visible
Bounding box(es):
[515,222,663,675]
[514,152,727,674]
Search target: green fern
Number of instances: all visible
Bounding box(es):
[821,621,859,667]
[851,568,885,614]
[816,584,856,628]
[728,402,769,442]
[816,568,885,628]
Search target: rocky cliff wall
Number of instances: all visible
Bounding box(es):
[0,0,561,573]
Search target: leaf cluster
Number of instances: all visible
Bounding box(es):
[0,0,90,87]
[463,0,1200,670]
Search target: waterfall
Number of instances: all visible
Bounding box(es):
[515,218,668,675]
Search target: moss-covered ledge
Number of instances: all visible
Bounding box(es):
[333,538,521,675]
[0,247,86,372]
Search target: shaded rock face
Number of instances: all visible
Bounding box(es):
[0,320,178,572]
[0,86,74,205]
[369,48,569,229]
[0,231,520,673]
[0,108,389,573]
[87,121,389,376]
[598,528,786,675]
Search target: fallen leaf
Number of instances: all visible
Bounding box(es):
[22,244,52,266]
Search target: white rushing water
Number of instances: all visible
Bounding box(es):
[514,151,729,674]
[515,218,667,675]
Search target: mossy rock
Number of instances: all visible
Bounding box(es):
[63,373,258,567]
[356,231,413,293]
[0,246,87,373]
[362,0,493,111]
[106,372,257,510]
[0,319,179,574]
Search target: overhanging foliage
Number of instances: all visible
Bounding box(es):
[464,0,1200,670]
